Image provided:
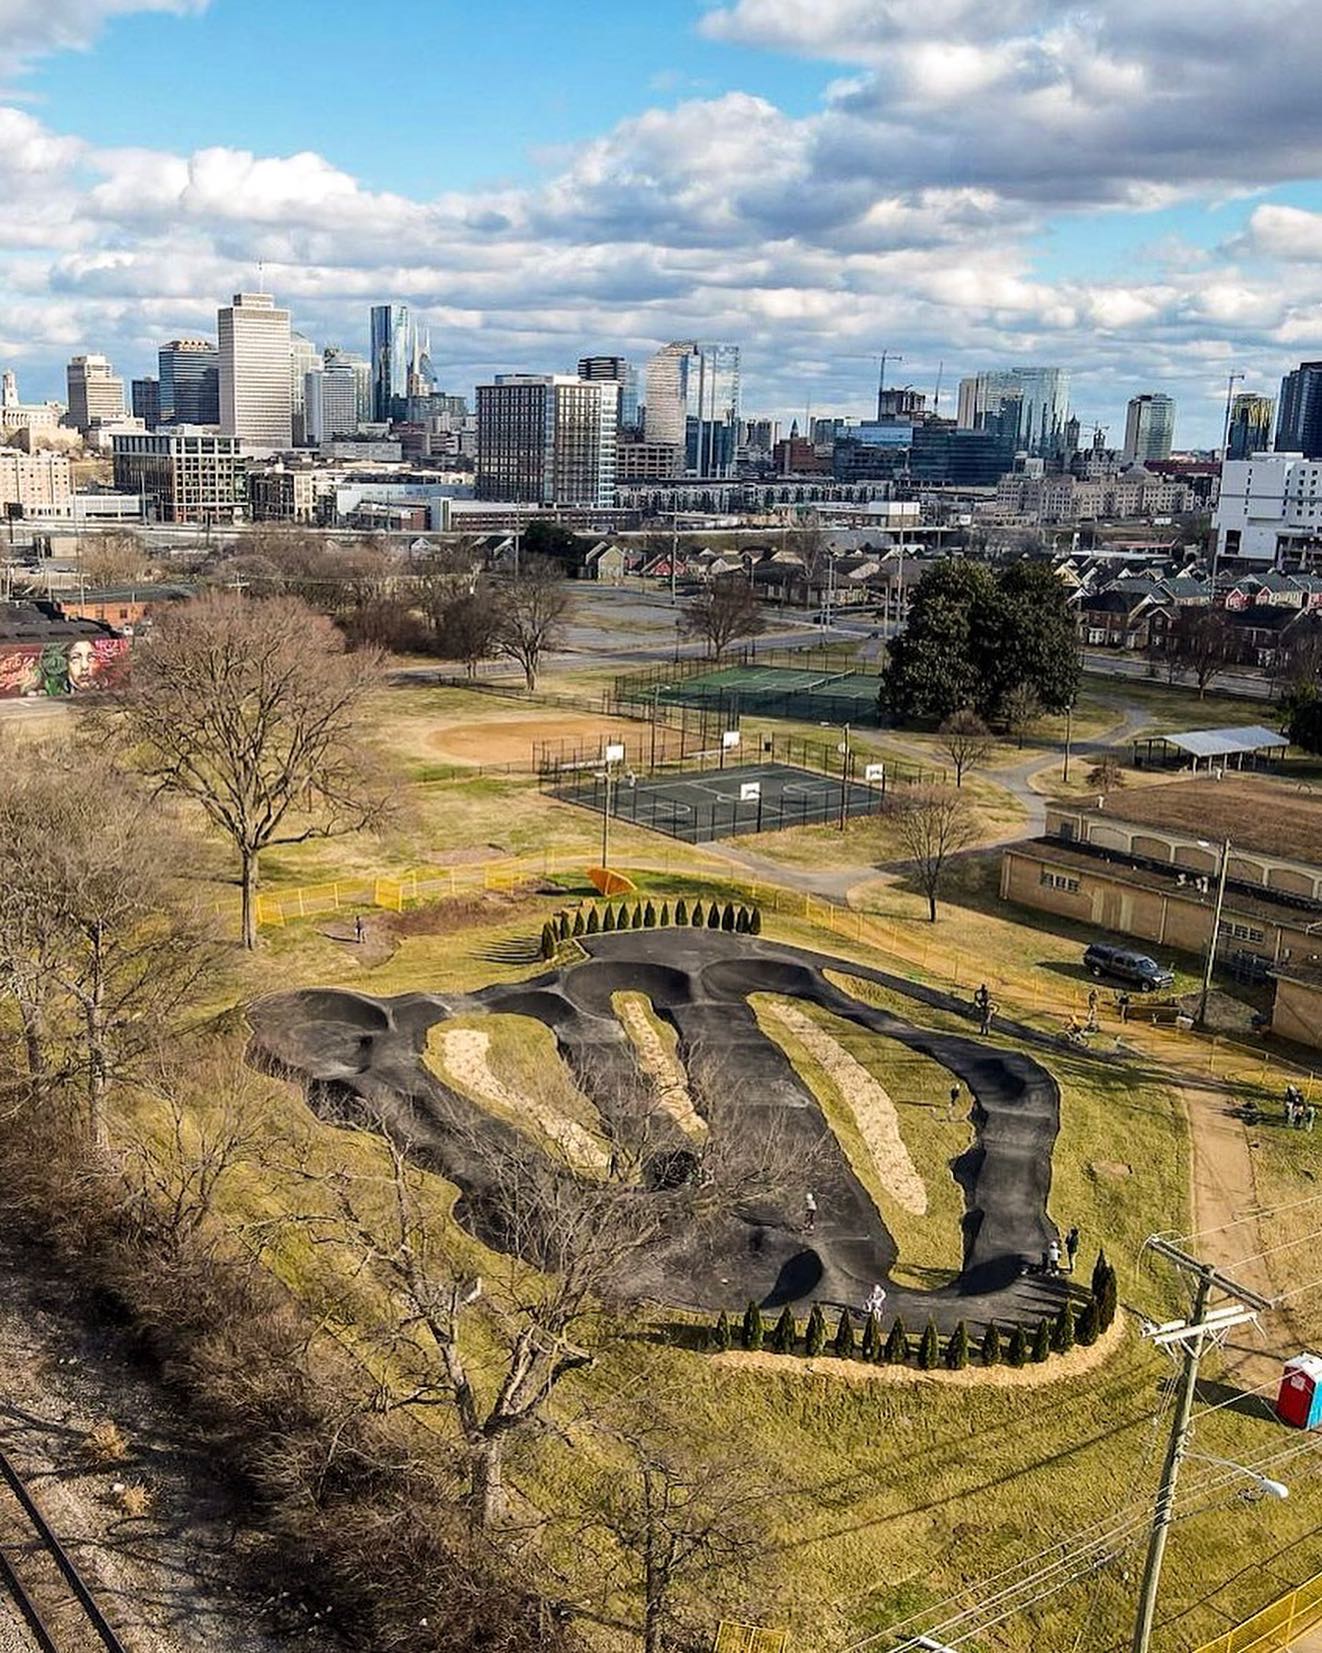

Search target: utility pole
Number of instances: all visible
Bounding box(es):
[838,722,851,831]
[1062,700,1074,783]
[670,507,678,604]
[1197,836,1232,1028]
[1131,1239,1271,1653]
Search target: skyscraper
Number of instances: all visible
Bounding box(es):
[323,346,373,425]
[158,339,219,426]
[956,368,1069,456]
[1228,392,1276,461]
[306,356,365,444]
[289,331,320,445]
[65,354,126,433]
[476,374,618,506]
[1276,362,1322,459]
[578,356,639,433]
[370,303,413,423]
[1122,394,1176,464]
[131,377,160,429]
[218,292,293,447]
[643,342,740,475]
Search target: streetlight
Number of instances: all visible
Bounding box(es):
[1195,836,1232,1028]
[1184,1453,1289,1502]
[1062,699,1075,783]
[598,743,625,872]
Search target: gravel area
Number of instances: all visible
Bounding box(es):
[0,1232,345,1653]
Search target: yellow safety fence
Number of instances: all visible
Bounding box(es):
[244,856,1315,1100]
[1194,1569,1322,1652]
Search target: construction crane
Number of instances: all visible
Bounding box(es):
[875,350,903,419]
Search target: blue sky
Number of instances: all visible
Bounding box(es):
[4,0,1322,443]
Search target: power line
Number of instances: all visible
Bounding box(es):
[1170,1191,1322,1249]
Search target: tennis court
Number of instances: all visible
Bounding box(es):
[553,761,887,844]
[639,664,884,726]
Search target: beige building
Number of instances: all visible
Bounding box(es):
[65,355,126,434]
[246,464,321,523]
[218,292,293,447]
[0,451,74,517]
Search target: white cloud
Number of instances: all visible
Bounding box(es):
[0,0,207,77]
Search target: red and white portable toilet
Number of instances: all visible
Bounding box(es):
[1276,1353,1322,1429]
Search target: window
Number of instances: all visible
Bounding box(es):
[1041,870,1081,893]
[1219,919,1265,944]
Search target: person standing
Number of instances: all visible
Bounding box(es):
[1117,992,1131,1024]
[1066,1225,1080,1272]
[1047,1239,1061,1275]
[354,914,365,944]
[804,1191,817,1234]
[1308,1104,1317,1133]
[948,1083,961,1122]
[980,996,995,1037]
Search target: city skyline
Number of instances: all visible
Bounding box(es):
[4,2,1322,443]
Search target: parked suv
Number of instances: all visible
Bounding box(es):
[1082,942,1174,992]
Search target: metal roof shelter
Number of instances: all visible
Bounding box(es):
[1133,724,1291,771]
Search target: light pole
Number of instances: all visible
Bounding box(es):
[599,744,624,872]
[838,721,852,831]
[1197,836,1232,1028]
[1062,700,1075,783]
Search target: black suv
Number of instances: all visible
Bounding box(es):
[1082,943,1175,992]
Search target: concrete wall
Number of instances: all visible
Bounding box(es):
[1273,978,1322,1053]
[1000,847,1315,965]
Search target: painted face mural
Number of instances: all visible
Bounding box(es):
[0,638,130,698]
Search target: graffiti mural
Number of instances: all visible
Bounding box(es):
[0,637,130,698]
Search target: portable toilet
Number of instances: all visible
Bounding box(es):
[1276,1354,1322,1429]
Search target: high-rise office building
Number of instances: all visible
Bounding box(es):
[1123,393,1176,464]
[1276,362,1322,459]
[289,331,320,445]
[476,374,618,506]
[65,354,126,434]
[218,292,292,447]
[370,303,424,423]
[323,346,373,425]
[578,356,640,432]
[158,339,220,426]
[1228,392,1276,461]
[305,358,363,445]
[956,367,1069,456]
[643,341,740,475]
[131,377,160,429]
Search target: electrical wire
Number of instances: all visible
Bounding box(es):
[1169,1191,1322,1249]
[1223,1225,1322,1271]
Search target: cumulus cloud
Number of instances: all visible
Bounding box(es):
[0,0,207,77]
[2,0,1322,443]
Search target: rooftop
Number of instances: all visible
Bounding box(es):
[1059,775,1322,867]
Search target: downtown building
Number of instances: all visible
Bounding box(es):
[476,375,618,507]
[1276,362,1322,459]
[218,293,292,447]
[956,367,1070,456]
[370,303,432,423]
[1122,394,1176,464]
[578,356,640,433]
[112,431,245,524]
[643,341,741,476]
[305,355,363,445]
[158,339,220,427]
[65,355,126,434]
[1228,393,1276,460]
[1214,451,1322,566]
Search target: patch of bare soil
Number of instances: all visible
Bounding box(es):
[0,1232,342,1652]
[712,1311,1127,1388]
[1090,1160,1133,1181]
[431,713,645,767]
[388,886,544,939]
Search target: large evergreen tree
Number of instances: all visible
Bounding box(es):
[883,557,1081,724]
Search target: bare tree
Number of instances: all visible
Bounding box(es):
[436,588,502,676]
[283,1120,661,1532]
[894,784,979,922]
[680,578,765,657]
[0,747,216,1141]
[78,530,151,589]
[117,1041,268,1254]
[492,558,571,691]
[118,592,389,948]
[937,708,994,788]
[581,1408,771,1653]
[1169,607,1233,698]
[1001,682,1043,750]
[1085,753,1128,795]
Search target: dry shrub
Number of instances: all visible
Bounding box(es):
[116,1482,153,1517]
[82,1420,130,1465]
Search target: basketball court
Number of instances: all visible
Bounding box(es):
[553,760,886,843]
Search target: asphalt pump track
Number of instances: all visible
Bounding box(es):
[247,930,1072,1335]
